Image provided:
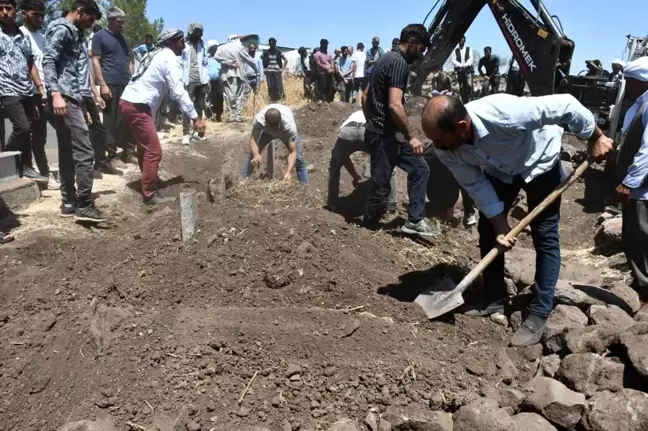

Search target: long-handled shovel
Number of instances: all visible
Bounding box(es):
[415,158,592,320]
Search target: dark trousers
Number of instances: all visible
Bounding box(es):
[352,78,366,102]
[52,99,95,207]
[303,76,315,101]
[103,84,134,160]
[208,79,224,120]
[482,75,501,96]
[457,71,473,103]
[1,95,36,170]
[364,131,429,224]
[155,96,170,131]
[31,95,51,176]
[266,72,284,103]
[182,83,208,135]
[317,73,335,103]
[120,100,161,199]
[623,199,648,293]
[0,107,5,151]
[506,70,525,97]
[81,96,108,166]
[424,145,475,215]
[478,162,563,318]
[338,79,353,103]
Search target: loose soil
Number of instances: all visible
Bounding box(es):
[0,100,622,430]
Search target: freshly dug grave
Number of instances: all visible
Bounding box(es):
[0,101,632,431]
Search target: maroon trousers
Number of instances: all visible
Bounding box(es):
[119,100,161,198]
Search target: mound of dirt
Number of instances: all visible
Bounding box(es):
[0,103,614,430]
[295,101,359,139]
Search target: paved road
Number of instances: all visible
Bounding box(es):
[3,119,58,149]
[2,118,60,163]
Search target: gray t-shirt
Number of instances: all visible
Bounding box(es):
[189,43,200,84]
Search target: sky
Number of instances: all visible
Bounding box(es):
[147,0,646,73]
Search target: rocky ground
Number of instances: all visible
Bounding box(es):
[0,100,645,431]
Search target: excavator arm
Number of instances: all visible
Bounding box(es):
[411,0,574,96]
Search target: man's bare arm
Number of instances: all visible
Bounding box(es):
[388,87,415,139]
[28,61,44,97]
[92,56,106,86]
[284,141,298,180]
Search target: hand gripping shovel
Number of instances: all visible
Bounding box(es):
[415,158,592,320]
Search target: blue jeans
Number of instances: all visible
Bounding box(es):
[364,130,429,224]
[478,161,563,318]
[241,125,309,184]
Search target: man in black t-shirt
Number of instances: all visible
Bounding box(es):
[478,46,501,96]
[361,23,439,237]
[91,6,135,168]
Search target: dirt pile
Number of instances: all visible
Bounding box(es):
[0,101,635,430]
[295,102,359,139]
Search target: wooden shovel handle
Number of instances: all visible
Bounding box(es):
[455,158,592,293]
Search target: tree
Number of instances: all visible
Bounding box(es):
[43,0,163,45]
[105,0,163,45]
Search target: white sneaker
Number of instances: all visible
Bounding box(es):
[192,131,207,141]
[47,172,60,190]
[463,213,478,227]
[182,135,191,146]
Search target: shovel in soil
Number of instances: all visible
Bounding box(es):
[415,158,593,320]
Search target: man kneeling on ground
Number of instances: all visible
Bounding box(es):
[241,104,309,184]
[422,94,613,347]
[120,28,206,205]
[327,110,397,213]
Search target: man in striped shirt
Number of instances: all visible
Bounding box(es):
[361,24,438,237]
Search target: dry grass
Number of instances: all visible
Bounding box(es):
[241,75,310,117]
[165,75,311,138]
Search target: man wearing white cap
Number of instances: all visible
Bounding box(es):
[609,59,625,83]
[612,56,648,298]
[214,34,257,122]
[120,29,206,205]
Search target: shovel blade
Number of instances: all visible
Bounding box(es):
[415,278,466,320]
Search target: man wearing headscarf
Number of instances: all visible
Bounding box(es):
[609,59,625,83]
[180,23,209,145]
[120,29,206,205]
[214,34,257,123]
[612,57,648,301]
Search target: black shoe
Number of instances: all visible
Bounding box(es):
[93,169,104,179]
[22,167,49,183]
[510,314,548,347]
[362,217,381,232]
[121,153,139,165]
[463,299,506,317]
[75,205,108,222]
[144,193,177,206]
[98,163,122,176]
[60,203,77,218]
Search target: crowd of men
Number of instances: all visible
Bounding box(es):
[1,1,647,353]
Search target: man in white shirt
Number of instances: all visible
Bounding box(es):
[422,94,613,346]
[241,104,309,184]
[120,28,206,205]
[351,42,366,104]
[327,110,396,211]
[19,0,59,190]
[452,36,473,103]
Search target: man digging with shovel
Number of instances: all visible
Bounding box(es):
[421,94,613,346]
